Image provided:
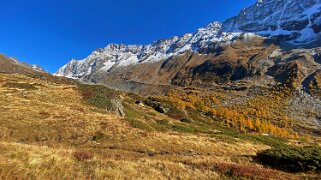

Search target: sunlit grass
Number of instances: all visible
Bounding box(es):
[0,74,318,179]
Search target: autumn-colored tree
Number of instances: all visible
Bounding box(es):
[239,115,246,133]
[157,88,298,139]
[247,118,254,130]
[254,118,262,133]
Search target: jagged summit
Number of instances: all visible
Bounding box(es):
[54,22,251,78]
[223,0,321,43]
[55,0,321,79]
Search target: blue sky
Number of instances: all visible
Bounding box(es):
[0,0,256,73]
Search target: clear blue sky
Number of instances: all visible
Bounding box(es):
[0,0,256,73]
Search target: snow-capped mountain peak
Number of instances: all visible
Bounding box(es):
[54,21,247,78]
[223,0,321,43]
[31,64,47,73]
[55,0,321,79]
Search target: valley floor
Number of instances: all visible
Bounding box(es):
[0,74,319,179]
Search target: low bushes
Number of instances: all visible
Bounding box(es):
[126,119,153,132]
[256,145,321,173]
[78,84,118,110]
[185,161,292,179]
[73,150,93,161]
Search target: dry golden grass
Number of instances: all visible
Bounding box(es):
[0,74,304,179]
[0,141,222,179]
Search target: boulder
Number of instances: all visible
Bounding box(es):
[111,99,125,117]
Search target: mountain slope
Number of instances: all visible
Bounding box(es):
[55,0,321,79]
[223,0,321,44]
[3,0,321,178]
[0,54,47,74]
[52,0,321,139]
[55,23,256,78]
[1,72,304,179]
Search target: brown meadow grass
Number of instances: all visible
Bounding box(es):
[0,74,314,179]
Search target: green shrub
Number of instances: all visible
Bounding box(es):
[126,119,153,132]
[156,119,169,125]
[256,145,321,173]
[123,104,144,119]
[151,119,171,132]
[78,84,118,109]
[242,134,287,147]
[92,131,106,141]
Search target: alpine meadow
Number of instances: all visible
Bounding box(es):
[1,0,321,179]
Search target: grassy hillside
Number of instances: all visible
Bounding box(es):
[0,73,321,179]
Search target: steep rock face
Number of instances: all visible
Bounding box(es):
[78,38,276,91]
[171,38,277,86]
[268,61,305,89]
[268,47,321,89]
[54,23,256,78]
[223,0,321,43]
[305,70,321,97]
[55,0,321,80]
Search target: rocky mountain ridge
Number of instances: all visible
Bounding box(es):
[224,0,321,44]
[0,54,47,74]
[8,57,47,73]
[55,22,255,78]
[55,0,321,79]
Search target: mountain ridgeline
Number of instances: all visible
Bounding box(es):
[55,0,321,84]
[0,54,46,75]
[54,0,321,133]
[2,1,321,178]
